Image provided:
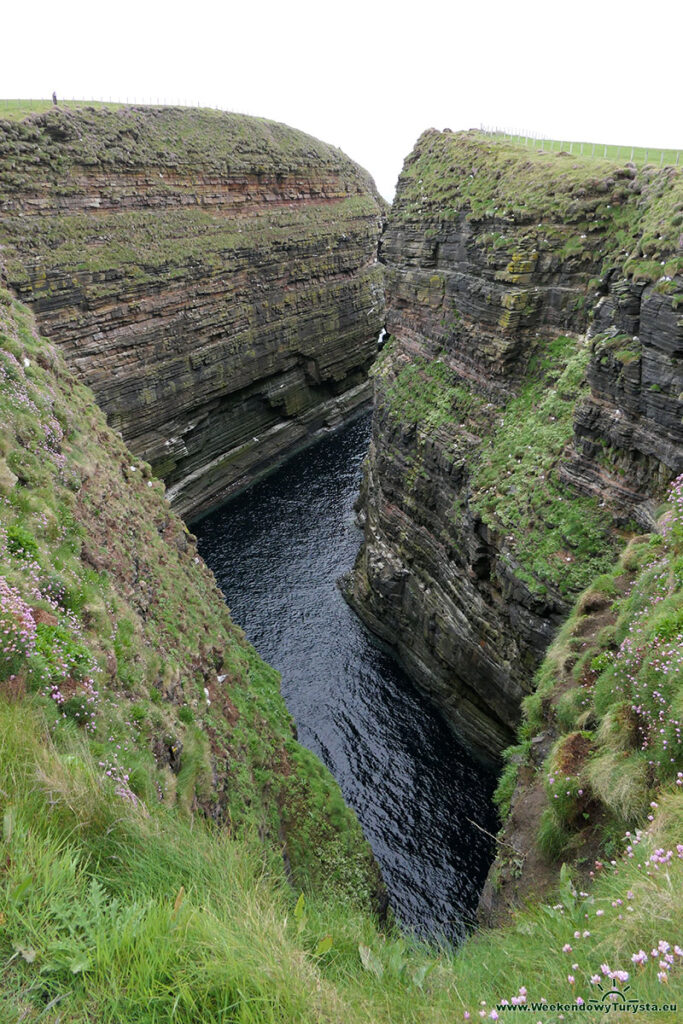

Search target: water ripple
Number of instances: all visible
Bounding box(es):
[195,414,497,941]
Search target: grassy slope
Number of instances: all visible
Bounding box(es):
[495,484,683,863]
[0,291,379,909]
[0,302,682,1019]
[3,688,681,1024]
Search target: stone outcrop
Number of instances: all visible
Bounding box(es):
[564,273,683,525]
[346,130,683,760]
[0,105,385,518]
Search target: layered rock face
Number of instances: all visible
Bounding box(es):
[346,130,683,759]
[0,105,385,518]
[565,272,683,523]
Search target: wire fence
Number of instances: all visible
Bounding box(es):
[480,124,681,168]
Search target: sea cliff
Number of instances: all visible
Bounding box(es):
[0,105,385,518]
[346,130,683,758]
[0,120,681,1021]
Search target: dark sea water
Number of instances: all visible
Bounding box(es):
[194,413,497,941]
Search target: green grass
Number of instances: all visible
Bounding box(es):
[0,102,378,188]
[377,333,621,598]
[493,742,531,819]
[0,293,378,907]
[382,352,486,433]
[0,98,126,120]
[509,498,683,864]
[470,334,621,596]
[392,129,683,282]
[492,131,681,168]
[394,129,644,224]
[1,693,682,1022]
[0,700,336,1023]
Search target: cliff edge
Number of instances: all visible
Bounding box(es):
[346,130,683,758]
[0,104,385,518]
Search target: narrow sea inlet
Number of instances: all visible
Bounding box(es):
[195,413,497,941]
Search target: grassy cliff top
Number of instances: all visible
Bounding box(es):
[0,99,126,120]
[391,129,683,278]
[0,102,380,194]
[0,102,385,310]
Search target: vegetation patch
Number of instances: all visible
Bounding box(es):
[1,691,682,1021]
[0,294,378,908]
[382,351,486,432]
[376,332,622,600]
[497,481,683,883]
[392,129,683,288]
[470,334,621,596]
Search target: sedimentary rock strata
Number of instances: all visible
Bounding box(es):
[0,105,385,517]
[346,130,683,758]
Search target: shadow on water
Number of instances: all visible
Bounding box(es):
[194,413,498,941]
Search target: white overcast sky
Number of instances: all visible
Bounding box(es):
[2,0,681,201]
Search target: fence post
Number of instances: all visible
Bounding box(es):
[603,145,607,158]
[660,151,664,166]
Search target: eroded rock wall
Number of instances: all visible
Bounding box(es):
[565,273,683,522]
[346,130,683,759]
[0,105,385,518]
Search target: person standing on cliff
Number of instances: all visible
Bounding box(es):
[52,91,57,105]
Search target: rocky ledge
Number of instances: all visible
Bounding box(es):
[346,130,683,760]
[0,105,385,518]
